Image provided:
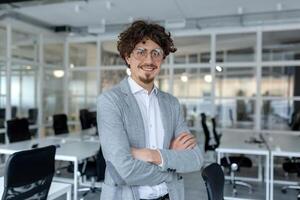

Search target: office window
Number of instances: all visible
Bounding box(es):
[11,64,37,117]
[179,98,213,128]
[261,99,300,131]
[0,70,6,108]
[173,68,211,97]
[263,30,300,61]
[216,98,255,129]
[215,66,256,97]
[261,66,299,97]
[69,70,98,120]
[11,30,38,62]
[69,42,97,67]
[44,43,64,66]
[43,69,64,123]
[100,69,127,92]
[0,26,5,59]
[101,40,124,66]
[155,68,169,92]
[216,33,256,62]
[69,71,98,96]
[173,35,210,64]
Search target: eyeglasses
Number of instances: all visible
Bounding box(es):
[132,47,164,62]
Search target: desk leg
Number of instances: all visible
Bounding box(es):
[67,188,71,200]
[270,153,274,200]
[265,154,270,200]
[74,160,78,200]
[217,151,221,164]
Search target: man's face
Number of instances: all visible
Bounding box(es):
[126,38,164,86]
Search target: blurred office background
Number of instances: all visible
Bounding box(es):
[1,1,300,199]
[1,0,300,137]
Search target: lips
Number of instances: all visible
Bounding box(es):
[139,65,157,72]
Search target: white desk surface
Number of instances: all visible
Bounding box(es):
[264,134,300,156]
[216,131,270,200]
[0,137,100,162]
[216,132,269,155]
[0,136,100,200]
[266,133,300,200]
[0,177,72,200]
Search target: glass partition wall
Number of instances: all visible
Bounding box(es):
[2,21,300,139]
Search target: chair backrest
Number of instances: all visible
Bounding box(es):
[96,147,106,181]
[6,118,31,143]
[79,109,92,130]
[2,145,56,200]
[211,117,221,148]
[28,108,38,125]
[200,113,211,152]
[53,114,69,135]
[201,163,225,200]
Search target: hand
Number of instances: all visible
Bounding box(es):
[131,148,162,165]
[170,132,197,150]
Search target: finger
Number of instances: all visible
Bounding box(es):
[178,133,193,142]
[183,139,197,149]
[176,133,189,141]
[180,134,195,144]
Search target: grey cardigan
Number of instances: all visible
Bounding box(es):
[97,78,203,200]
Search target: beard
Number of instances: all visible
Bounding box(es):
[137,64,158,84]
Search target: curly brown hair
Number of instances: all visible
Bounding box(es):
[117,20,177,67]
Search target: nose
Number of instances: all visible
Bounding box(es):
[144,51,154,64]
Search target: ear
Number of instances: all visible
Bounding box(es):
[125,55,130,64]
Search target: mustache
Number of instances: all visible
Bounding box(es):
[138,64,158,69]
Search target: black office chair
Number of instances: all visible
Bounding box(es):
[6,118,31,143]
[281,158,300,198]
[77,147,106,199]
[202,163,225,200]
[220,155,253,196]
[1,145,56,200]
[53,114,69,135]
[11,106,17,119]
[201,113,252,196]
[80,109,93,130]
[200,113,220,152]
[0,108,5,129]
[28,108,38,125]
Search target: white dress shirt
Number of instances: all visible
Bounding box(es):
[128,77,168,199]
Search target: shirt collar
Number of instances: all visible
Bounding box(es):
[128,76,158,95]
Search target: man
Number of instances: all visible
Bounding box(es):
[97,20,203,200]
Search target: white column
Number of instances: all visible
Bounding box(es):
[256,29,262,131]
[5,24,12,120]
[210,33,216,116]
[63,39,69,115]
[168,54,174,95]
[37,34,44,137]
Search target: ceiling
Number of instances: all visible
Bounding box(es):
[1,0,300,35]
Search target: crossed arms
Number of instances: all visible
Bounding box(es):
[97,94,203,186]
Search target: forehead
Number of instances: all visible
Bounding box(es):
[135,38,161,49]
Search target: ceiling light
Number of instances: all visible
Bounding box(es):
[204,74,212,83]
[276,3,283,11]
[53,70,64,78]
[25,65,32,70]
[180,73,188,82]
[70,63,75,68]
[165,19,186,29]
[237,6,243,15]
[215,65,223,72]
[106,1,112,10]
[74,4,82,13]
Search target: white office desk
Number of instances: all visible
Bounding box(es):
[216,132,270,200]
[0,137,100,200]
[264,134,300,200]
[0,177,72,200]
